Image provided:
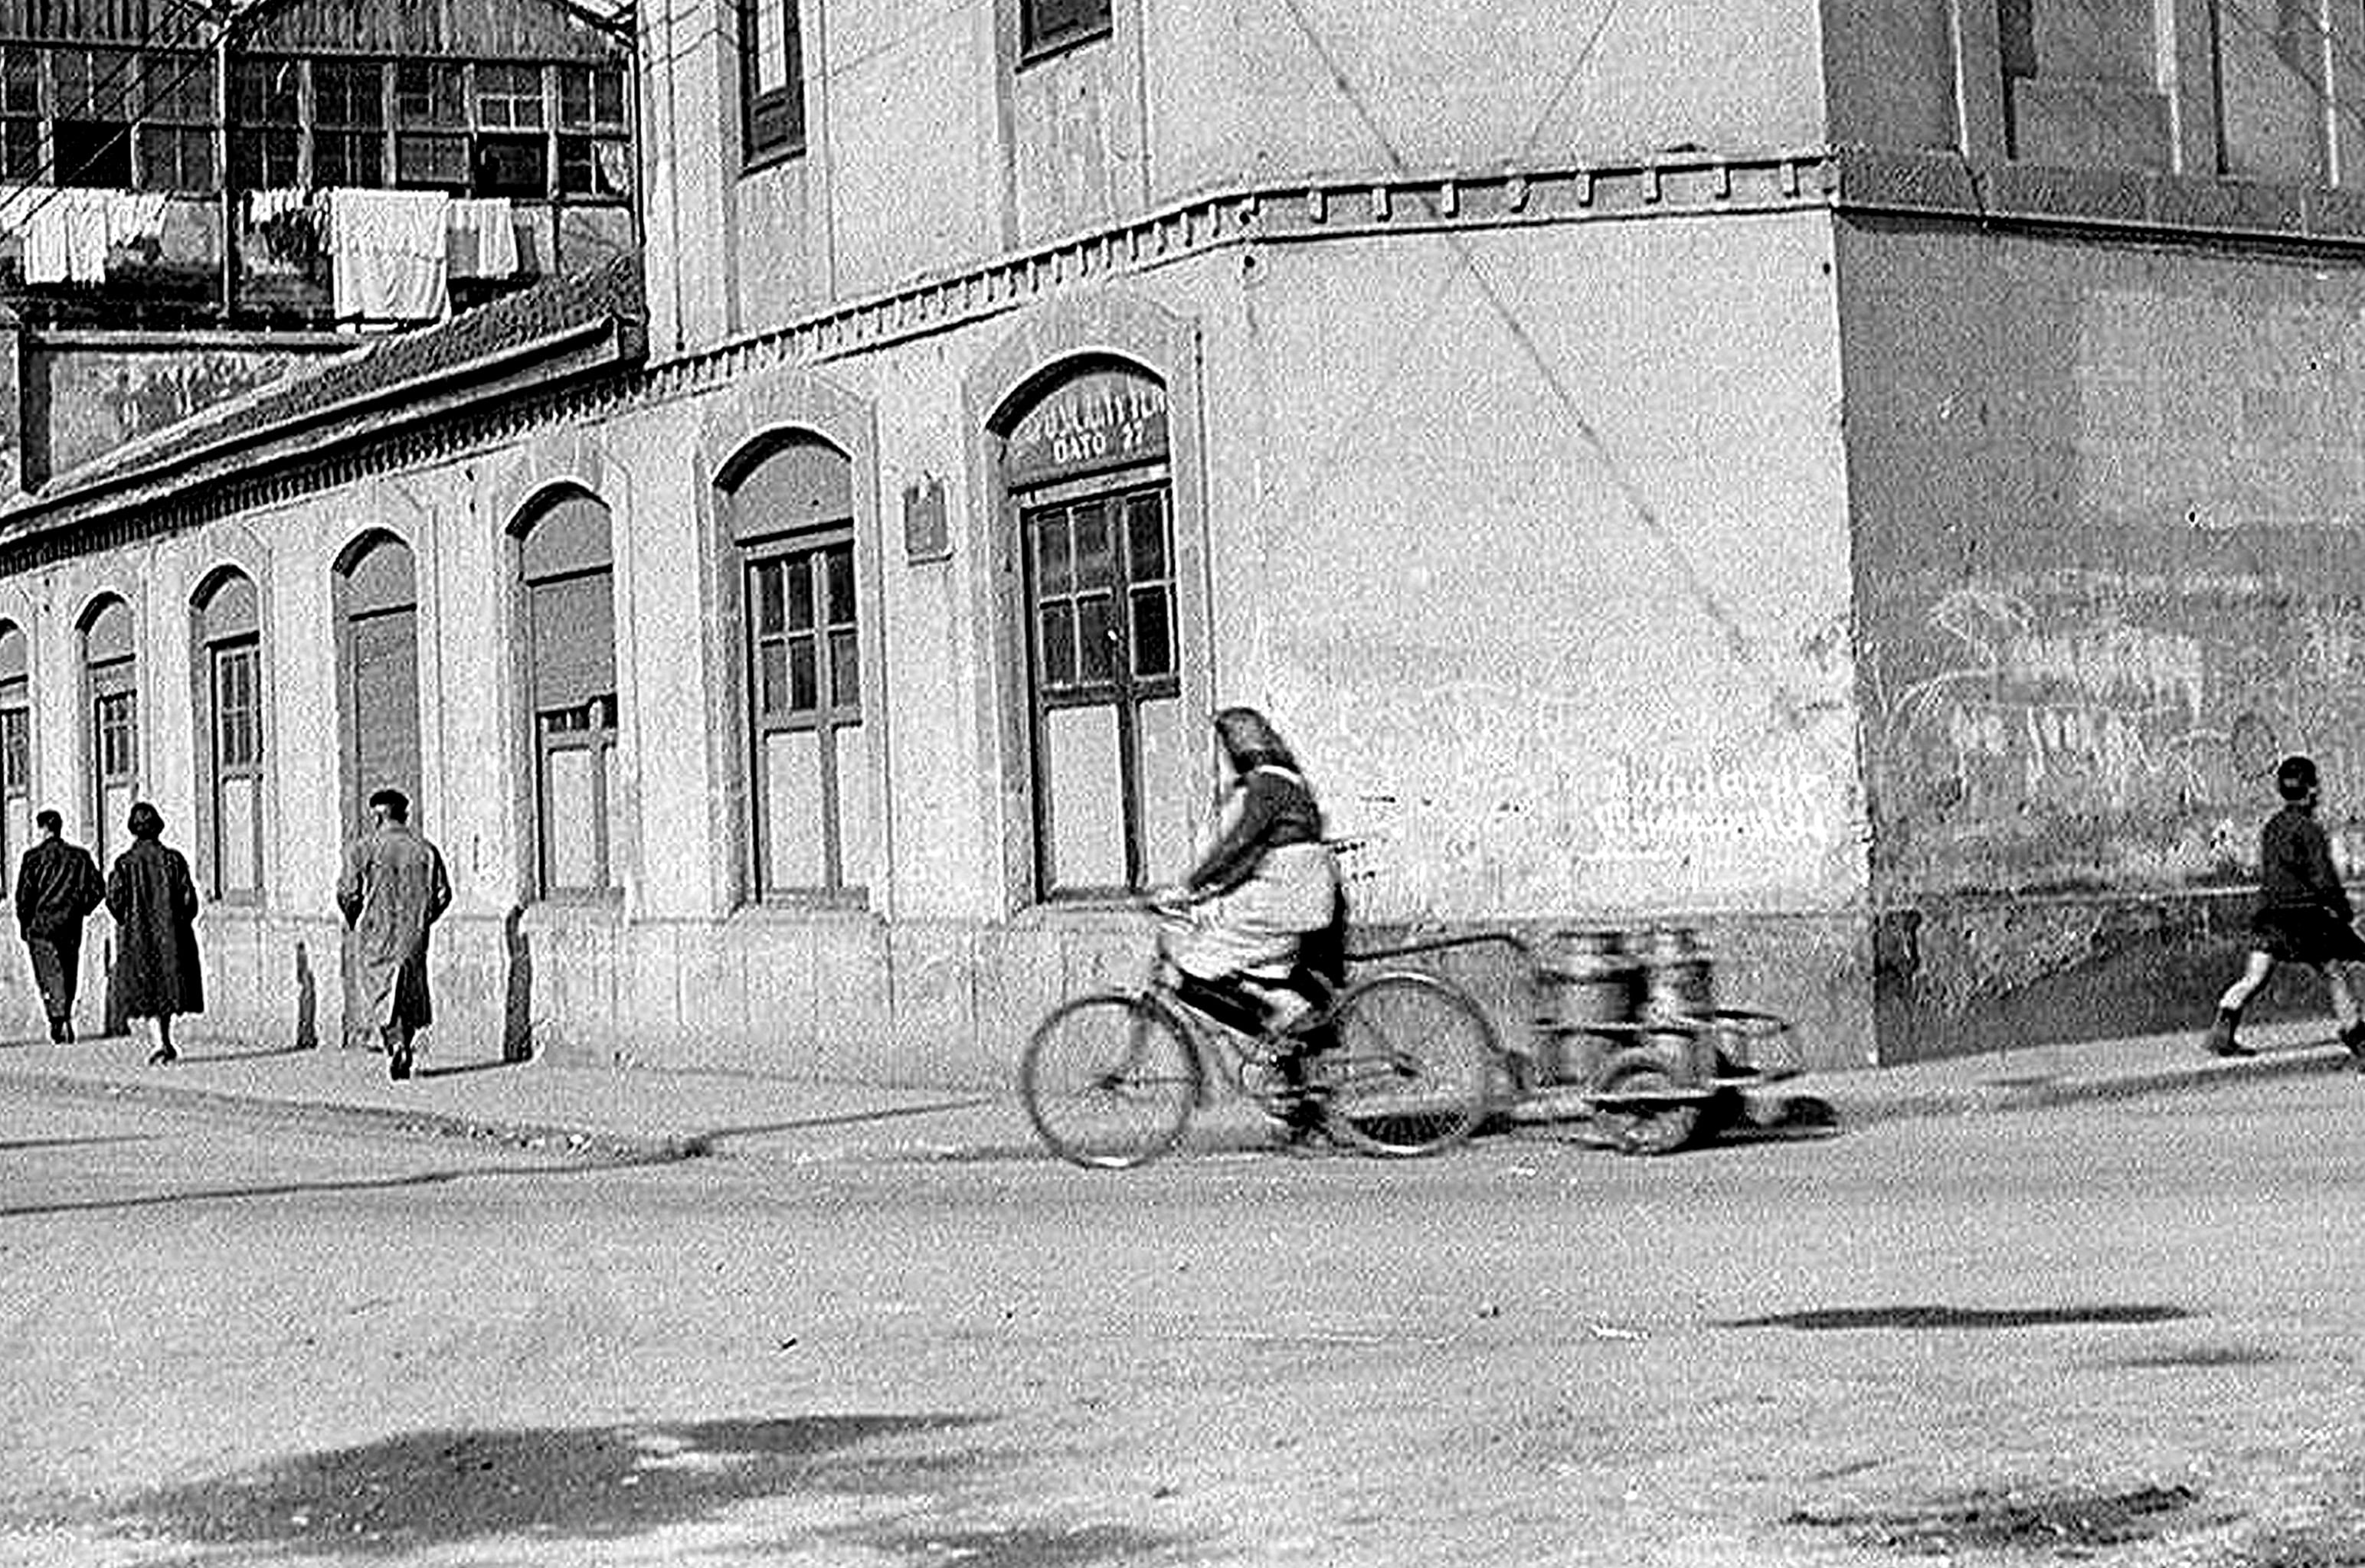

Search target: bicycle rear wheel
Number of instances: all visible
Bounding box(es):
[1319,972,1493,1156]
[1020,993,1200,1169]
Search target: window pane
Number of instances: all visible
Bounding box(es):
[1074,502,1114,589]
[1126,492,1167,580]
[1033,511,1071,596]
[473,134,546,198]
[56,120,132,188]
[544,743,597,889]
[1130,586,1173,678]
[1043,704,1125,889]
[318,62,385,126]
[558,135,630,197]
[757,641,787,717]
[396,132,469,187]
[1075,594,1114,683]
[1025,0,1112,52]
[316,132,384,188]
[1,121,37,181]
[761,728,824,889]
[397,63,465,126]
[1039,603,1075,688]
[786,557,815,631]
[0,709,26,784]
[825,544,855,623]
[0,51,37,115]
[829,630,859,707]
[146,53,218,121]
[789,638,817,712]
[752,562,783,635]
[219,776,259,893]
[833,723,868,890]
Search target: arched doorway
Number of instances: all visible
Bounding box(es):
[0,620,30,870]
[512,489,619,897]
[80,595,137,871]
[335,534,420,832]
[718,433,868,903]
[193,569,263,900]
[999,360,1183,898]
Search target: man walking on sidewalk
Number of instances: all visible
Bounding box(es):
[338,788,452,1082]
[2203,754,2365,1064]
[15,810,104,1042]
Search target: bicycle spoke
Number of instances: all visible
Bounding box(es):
[1021,995,1198,1169]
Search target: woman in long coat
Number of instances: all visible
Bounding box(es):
[105,801,203,1065]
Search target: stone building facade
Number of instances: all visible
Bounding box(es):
[2,0,2363,1076]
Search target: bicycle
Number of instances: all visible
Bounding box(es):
[1019,905,1498,1169]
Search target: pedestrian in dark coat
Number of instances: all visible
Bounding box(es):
[2204,754,2365,1063]
[104,801,202,1066]
[15,809,104,1041]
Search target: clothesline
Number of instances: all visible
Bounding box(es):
[3,187,525,318]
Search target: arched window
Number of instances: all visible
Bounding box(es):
[515,490,619,896]
[194,570,263,900]
[1001,361,1181,897]
[720,433,866,901]
[0,621,30,868]
[335,534,420,831]
[80,596,136,870]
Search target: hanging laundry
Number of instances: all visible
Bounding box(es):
[324,188,450,323]
[446,198,520,280]
[59,188,111,283]
[104,191,169,250]
[18,195,70,285]
[245,188,321,273]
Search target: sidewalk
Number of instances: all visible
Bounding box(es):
[0,1015,2353,1167]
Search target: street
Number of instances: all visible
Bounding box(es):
[3,1076,2363,1566]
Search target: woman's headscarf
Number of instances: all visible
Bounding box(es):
[1212,706,1300,773]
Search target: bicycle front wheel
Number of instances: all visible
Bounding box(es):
[1320,972,1494,1157]
[1020,993,1201,1170]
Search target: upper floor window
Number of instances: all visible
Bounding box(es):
[233,57,305,190]
[52,47,134,187]
[139,51,218,192]
[2213,0,2338,181]
[1998,0,2170,169]
[1022,0,1113,60]
[0,49,38,181]
[739,0,806,163]
[558,65,630,198]
[314,60,388,189]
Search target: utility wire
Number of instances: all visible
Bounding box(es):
[0,6,243,235]
[0,38,234,236]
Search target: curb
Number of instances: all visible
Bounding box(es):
[3,1045,2351,1168]
[1815,1045,2356,1127]
[0,1067,703,1167]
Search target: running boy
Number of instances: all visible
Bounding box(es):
[2203,754,2365,1063]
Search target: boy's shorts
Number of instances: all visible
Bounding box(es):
[2251,905,2365,965]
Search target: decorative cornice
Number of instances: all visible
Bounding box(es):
[643,149,1842,403]
[0,149,1850,566]
[1827,145,2365,250]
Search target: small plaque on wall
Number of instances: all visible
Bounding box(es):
[903,473,950,564]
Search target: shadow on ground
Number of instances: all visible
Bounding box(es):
[1722,1303,2190,1331]
[80,1414,1184,1562]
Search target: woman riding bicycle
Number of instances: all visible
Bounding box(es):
[1151,706,1347,1141]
